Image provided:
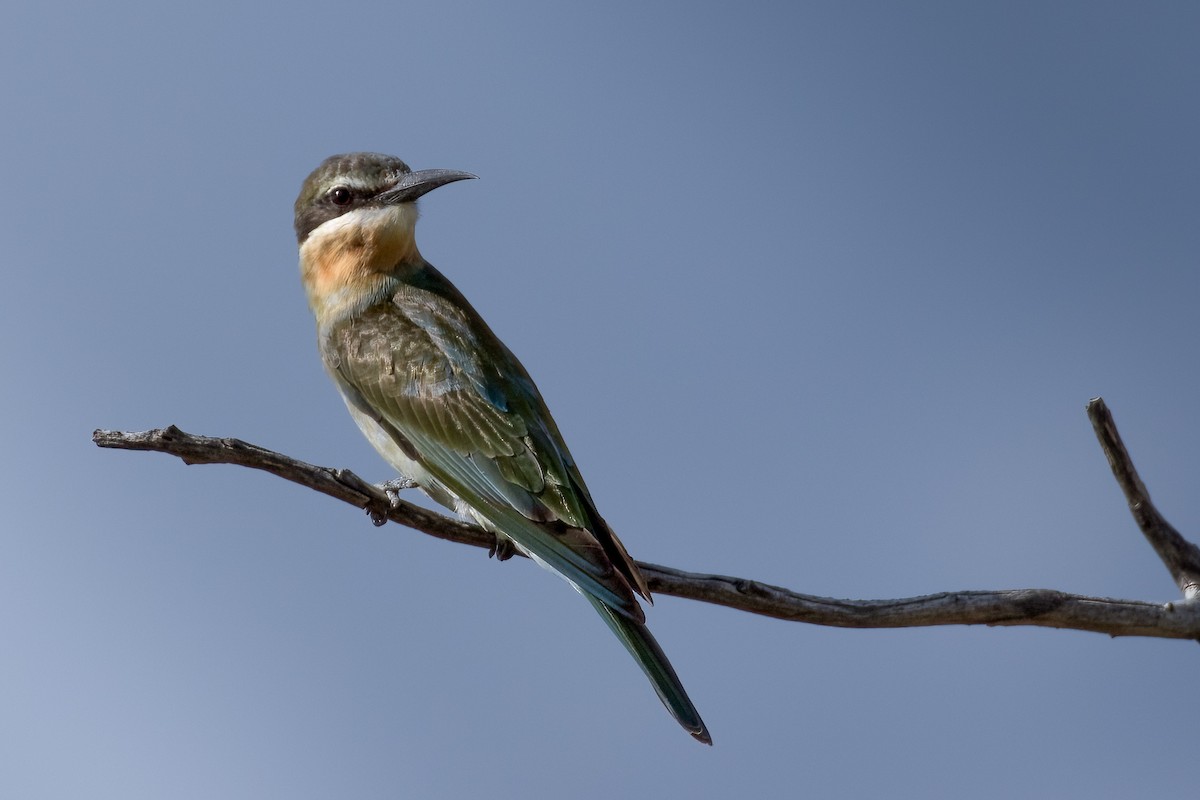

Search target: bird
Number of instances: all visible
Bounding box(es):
[293,152,710,744]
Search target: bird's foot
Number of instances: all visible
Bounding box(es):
[377,477,418,508]
[336,468,402,527]
[363,476,419,526]
[489,533,517,561]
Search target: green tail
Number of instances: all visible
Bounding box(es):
[584,593,711,745]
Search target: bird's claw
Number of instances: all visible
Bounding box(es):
[336,468,397,527]
[489,534,516,561]
[364,476,418,526]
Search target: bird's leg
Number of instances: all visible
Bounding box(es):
[335,469,412,527]
[377,476,418,509]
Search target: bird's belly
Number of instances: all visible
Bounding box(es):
[342,398,462,513]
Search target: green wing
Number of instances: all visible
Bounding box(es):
[327,279,647,620]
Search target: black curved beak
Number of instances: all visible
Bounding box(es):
[376,168,477,204]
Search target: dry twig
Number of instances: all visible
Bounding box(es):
[92,398,1200,640]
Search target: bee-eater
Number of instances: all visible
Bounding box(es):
[294,152,710,744]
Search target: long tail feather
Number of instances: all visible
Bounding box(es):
[583,593,711,745]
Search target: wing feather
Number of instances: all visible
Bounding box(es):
[325,280,648,617]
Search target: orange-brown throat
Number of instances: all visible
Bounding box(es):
[299,204,419,320]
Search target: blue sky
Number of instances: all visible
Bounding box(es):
[4,1,1199,797]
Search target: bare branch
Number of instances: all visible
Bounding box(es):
[91,426,496,551]
[93,409,1200,641]
[1087,398,1200,599]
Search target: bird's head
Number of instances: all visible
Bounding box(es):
[294,152,475,318]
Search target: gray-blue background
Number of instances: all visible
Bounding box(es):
[5,2,1198,797]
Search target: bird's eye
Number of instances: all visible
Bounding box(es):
[329,186,353,206]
